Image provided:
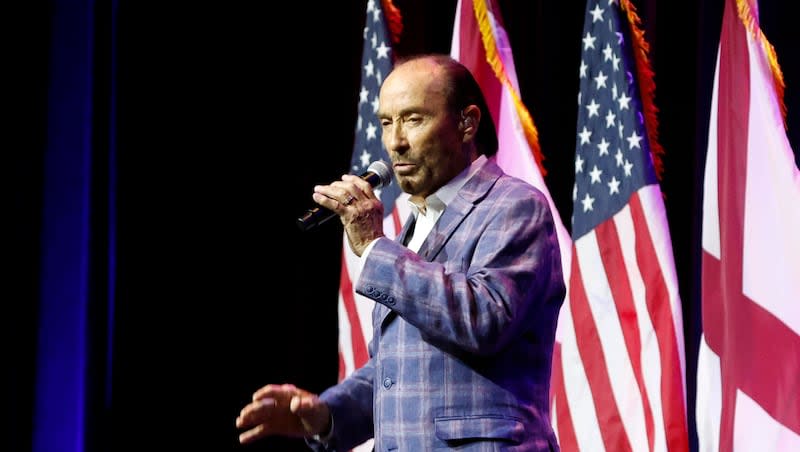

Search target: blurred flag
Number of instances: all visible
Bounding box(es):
[337,1,405,451]
[450,0,572,264]
[549,1,689,451]
[696,0,800,450]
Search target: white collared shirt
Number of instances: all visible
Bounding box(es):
[401,154,488,253]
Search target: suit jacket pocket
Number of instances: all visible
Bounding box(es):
[434,414,524,444]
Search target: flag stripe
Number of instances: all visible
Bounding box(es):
[339,250,369,369]
[551,343,580,451]
[558,301,606,450]
[389,205,403,235]
[629,192,689,447]
[597,216,656,451]
[569,249,634,452]
[709,2,751,449]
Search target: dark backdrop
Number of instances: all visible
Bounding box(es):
[6,1,798,451]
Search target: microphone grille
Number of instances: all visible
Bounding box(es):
[367,160,393,188]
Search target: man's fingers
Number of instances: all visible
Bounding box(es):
[253,383,296,401]
[238,424,266,444]
[237,398,276,428]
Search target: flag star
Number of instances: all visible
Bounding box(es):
[371,95,379,113]
[586,99,600,117]
[618,92,631,110]
[356,115,363,132]
[575,154,585,173]
[572,184,577,201]
[577,91,582,105]
[375,41,390,59]
[594,71,608,89]
[603,44,614,61]
[615,148,624,166]
[371,5,381,21]
[612,83,618,99]
[579,60,588,78]
[590,4,604,22]
[365,122,378,141]
[371,31,377,48]
[359,86,369,104]
[618,120,624,138]
[578,126,592,145]
[583,32,596,50]
[626,130,643,149]
[589,165,603,183]
[359,149,371,168]
[607,176,620,194]
[581,192,595,212]
[612,54,621,71]
[597,138,610,155]
[364,59,375,78]
[605,110,616,127]
[623,159,633,176]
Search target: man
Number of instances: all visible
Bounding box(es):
[236,54,565,451]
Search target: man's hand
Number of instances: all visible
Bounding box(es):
[312,173,385,256]
[235,384,331,444]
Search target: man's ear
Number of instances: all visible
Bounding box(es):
[460,105,480,138]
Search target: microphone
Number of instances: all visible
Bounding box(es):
[296,160,393,231]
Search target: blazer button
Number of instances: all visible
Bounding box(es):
[386,296,395,305]
[382,377,393,389]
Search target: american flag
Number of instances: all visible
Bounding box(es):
[696,0,800,450]
[337,2,406,451]
[549,1,689,451]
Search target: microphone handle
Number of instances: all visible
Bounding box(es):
[296,206,336,231]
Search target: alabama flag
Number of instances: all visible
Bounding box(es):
[697,0,800,451]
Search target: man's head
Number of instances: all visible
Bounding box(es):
[377,54,497,203]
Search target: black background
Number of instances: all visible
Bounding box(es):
[7,1,799,451]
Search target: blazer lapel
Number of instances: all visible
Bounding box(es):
[416,159,503,261]
[374,160,503,330]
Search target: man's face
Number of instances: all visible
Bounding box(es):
[377,59,467,202]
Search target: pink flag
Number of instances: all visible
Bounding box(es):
[449,0,571,277]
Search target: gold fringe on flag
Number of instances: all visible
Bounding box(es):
[381,0,403,45]
[620,0,665,182]
[472,0,546,176]
[735,0,787,127]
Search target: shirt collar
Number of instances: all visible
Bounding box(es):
[407,155,488,216]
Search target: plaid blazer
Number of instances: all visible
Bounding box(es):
[320,159,565,452]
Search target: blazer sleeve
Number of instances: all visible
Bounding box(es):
[356,180,565,357]
[316,344,377,450]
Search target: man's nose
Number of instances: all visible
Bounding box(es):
[384,124,407,153]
